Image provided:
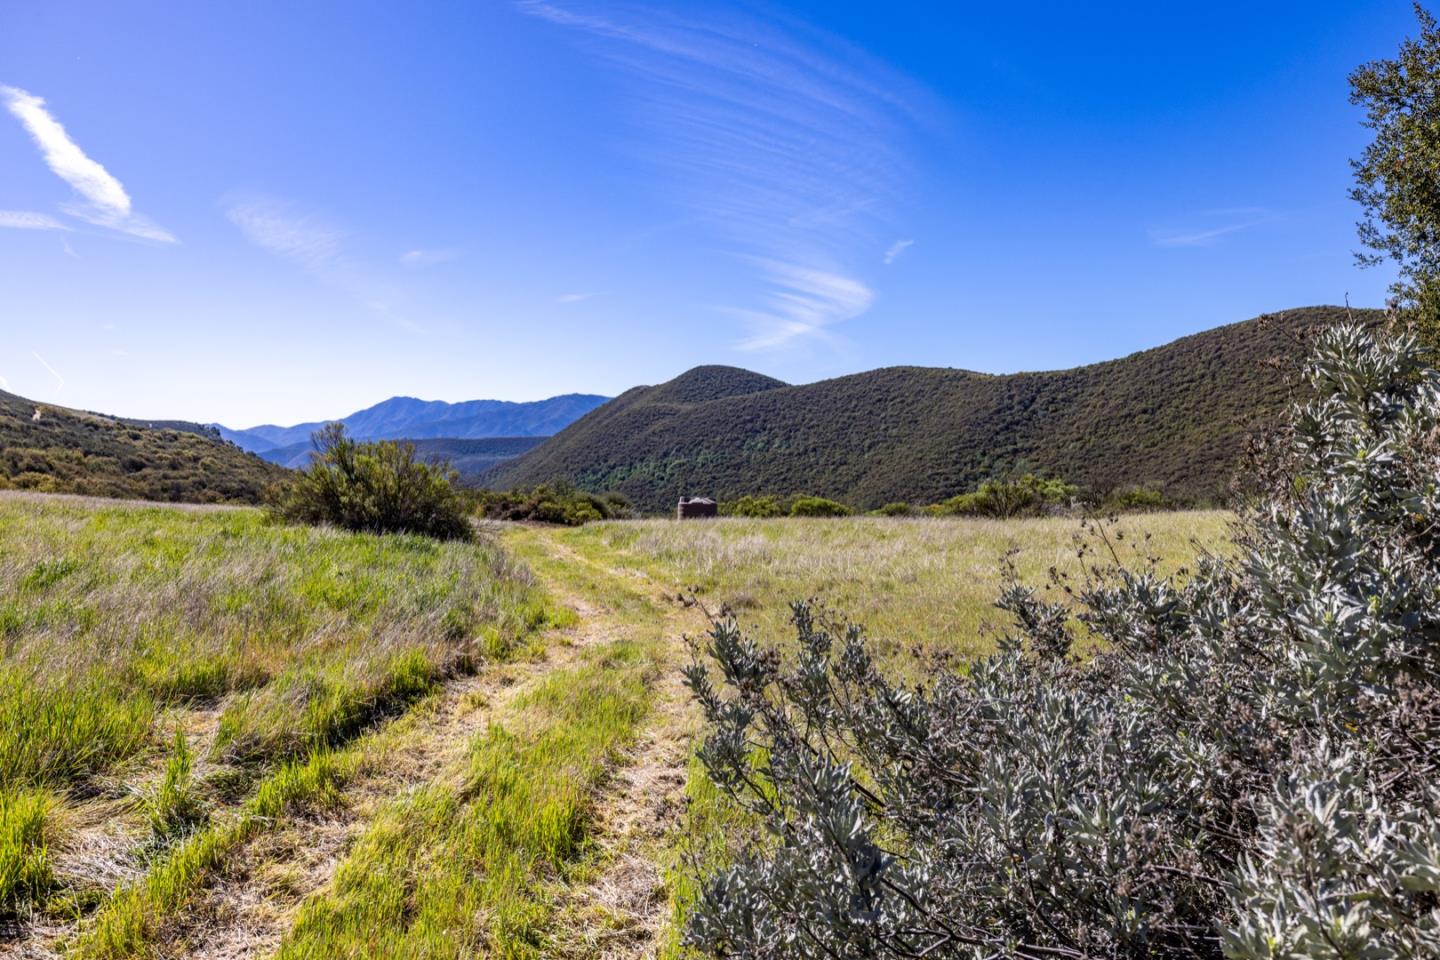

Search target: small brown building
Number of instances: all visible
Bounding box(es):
[677,496,718,520]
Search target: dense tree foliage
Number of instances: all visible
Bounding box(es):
[272,424,473,540]
[492,308,1373,512]
[1351,5,1440,344]
[0,388,285,504]
[683,323,1440,958]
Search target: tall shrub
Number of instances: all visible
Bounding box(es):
[683,324,1440,958]
[930,473,1078,518]
[273,424,473,541]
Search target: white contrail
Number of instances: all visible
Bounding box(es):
[31,351,64,391]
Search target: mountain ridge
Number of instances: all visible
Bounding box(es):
[217,392,610,457]
[258,435,548,473]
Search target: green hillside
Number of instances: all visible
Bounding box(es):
[488,306,1372,511]
[0,389,288,503]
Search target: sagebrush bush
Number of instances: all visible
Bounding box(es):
[272,424,473,540]
[683,323,1440,958]
[474,482,633,525]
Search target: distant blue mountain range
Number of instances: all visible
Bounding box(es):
[216,393,609,466]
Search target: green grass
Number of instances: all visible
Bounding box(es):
[0,496,547,791]
[0,493,557,926]
[139,730,207,845]
[275,638,656,959]
[1,788,57,922]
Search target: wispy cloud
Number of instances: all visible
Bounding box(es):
[518,1,926,350]
[1149,208,1276,248]
[727,258,873,351]
[225,195,417,331]
[0,85,175,242]
[883,238,914,265]
[0,210,70,231]
[226,197,344,272]
[31,351,64,391]
[399,247,460,266]
[556,292,596,304]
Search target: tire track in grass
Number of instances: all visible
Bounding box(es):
[159,606,615,960]
[60,602,591,960]
[253,527,699,959]
[500,528,706,960]
[270,639,657,956]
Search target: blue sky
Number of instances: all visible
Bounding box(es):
[0,1,1412,426]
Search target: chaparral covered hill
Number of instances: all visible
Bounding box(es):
[0,389,287,503]
[488,306,1373,511]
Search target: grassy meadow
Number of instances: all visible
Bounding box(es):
[526,511,1234,662]
[0,493,1231,957]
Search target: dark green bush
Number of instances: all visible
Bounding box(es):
[928,473,1077,518]
[272,424,473,541]
[1102,484,1168,513]
[788,496,853,518]
[474,482,632,526]
[869,501,915,517]
[721,494,785,518]
[683,324,1440,959]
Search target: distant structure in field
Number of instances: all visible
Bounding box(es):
[677,496,717,520]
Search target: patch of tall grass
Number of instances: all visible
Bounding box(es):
[0,671,153,790]
[0,498,548,795]
[138,730,208,845]
[1,788,57,922]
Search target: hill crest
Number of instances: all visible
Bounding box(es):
[1,390,286,504]
[488,306,1372,511]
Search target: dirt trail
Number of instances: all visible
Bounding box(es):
[513,532,708,960]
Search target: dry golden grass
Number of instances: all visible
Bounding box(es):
[542,511,1233,662]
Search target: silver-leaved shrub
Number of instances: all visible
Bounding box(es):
[683,323,1440,959]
